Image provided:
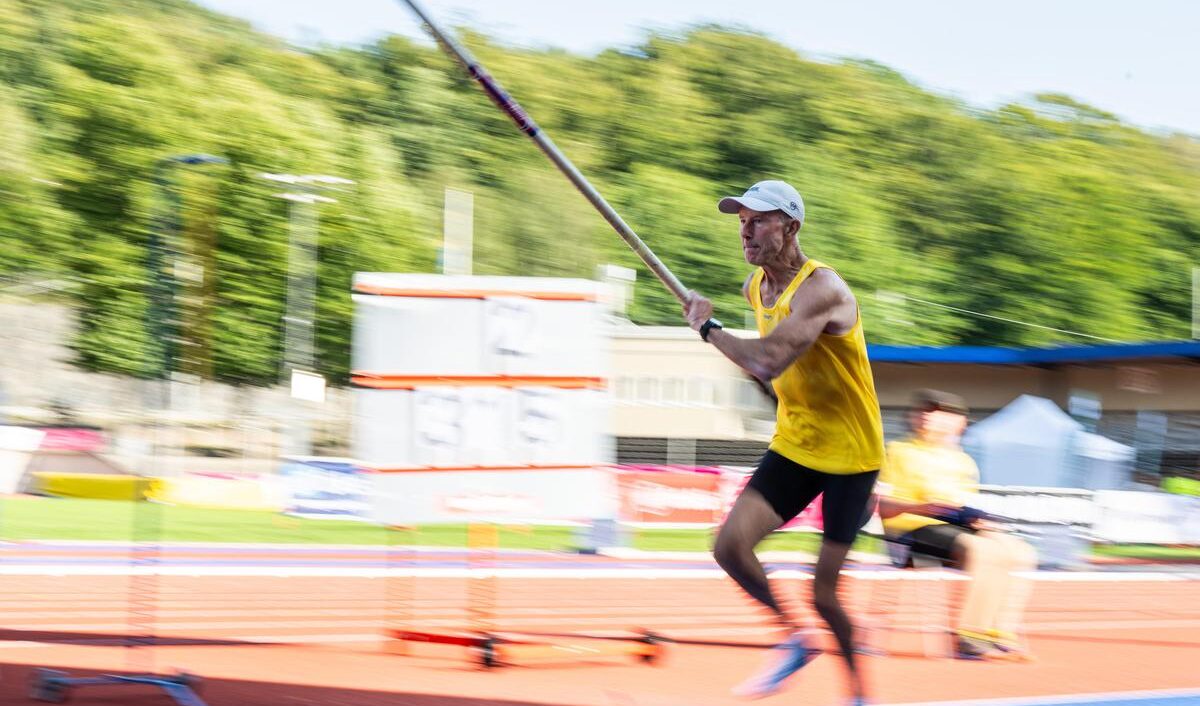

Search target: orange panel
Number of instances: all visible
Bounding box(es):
[351,374,606,390]
[353,283,598,301]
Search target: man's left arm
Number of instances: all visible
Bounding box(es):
[683,270,847,382]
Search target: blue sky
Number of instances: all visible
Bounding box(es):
[197,0,1199,135]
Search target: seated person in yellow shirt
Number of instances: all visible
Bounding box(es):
[878,389,1036,660]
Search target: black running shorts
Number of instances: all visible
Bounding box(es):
[905,523,975,563]
[745,449,878,544]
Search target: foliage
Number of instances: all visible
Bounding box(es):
[2,0,1197,384]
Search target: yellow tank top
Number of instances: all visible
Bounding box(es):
[751,260,884,474]
[879,439,979,534]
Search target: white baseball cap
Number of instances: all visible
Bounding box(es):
[718,180,805,226]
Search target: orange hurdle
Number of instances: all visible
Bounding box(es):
[384,523,668,669]
[387,628,668,669]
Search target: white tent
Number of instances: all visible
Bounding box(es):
[963,395,1134,490]
[1065,430,1136,490]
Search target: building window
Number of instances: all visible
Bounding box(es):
[733,377,774,412]
[636,377,660,404]
[733,378,755,410]
[687,377,716,407]
[615,376,635,402]
[662,377,685,406]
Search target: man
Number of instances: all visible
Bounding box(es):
[683,180,882,704]
[878,389,1037,660]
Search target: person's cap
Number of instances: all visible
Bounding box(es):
[911,389,968,415]
[718,180,805,226]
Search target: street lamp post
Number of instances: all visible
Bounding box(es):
[147,154,226,412]
[259,173,353,457]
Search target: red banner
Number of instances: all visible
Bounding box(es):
[38,428,105,452]
[616,467,724,524]
[615,465,826,529]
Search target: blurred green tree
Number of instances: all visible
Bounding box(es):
[1,0,1196,386]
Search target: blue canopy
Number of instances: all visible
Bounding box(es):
[868,340,1200,365]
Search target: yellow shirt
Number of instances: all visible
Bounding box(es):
[879,438,980,535]
[750,260,884,474]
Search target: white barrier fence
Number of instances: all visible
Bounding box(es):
[272,460,1200,549]
[976,485,1200,545]
[1090,490,1200,545]
[974,486,1096,528]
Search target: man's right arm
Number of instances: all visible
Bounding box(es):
[739,271,777,402]
[699,271,844,382]
[878,497,957,519]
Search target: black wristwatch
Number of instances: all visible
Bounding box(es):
[699,318,723,342]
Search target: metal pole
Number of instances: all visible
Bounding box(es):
[442,188,474,276]
[284,189,317,380]
[397,0,703,311]
[147,156,227,395]
[282,190,316,456]
[260,174,353,457]
[146,155,226,461]
[148,164,180,407]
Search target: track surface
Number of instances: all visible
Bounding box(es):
[0,542,1197,705]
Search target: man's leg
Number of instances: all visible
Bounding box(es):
[713,487,794,630]
[951,533,1012,658]
[813,470,877,702]
[812,539,864,699]
[714,451,821,633]
[955,534,1002,628]
[989,533,1037,645]
[720,454,825,698]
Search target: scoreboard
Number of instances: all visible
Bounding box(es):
[351,273,617,525]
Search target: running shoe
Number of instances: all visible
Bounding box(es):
[732,633,818,699]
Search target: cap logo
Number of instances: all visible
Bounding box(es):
[789,201,798,210]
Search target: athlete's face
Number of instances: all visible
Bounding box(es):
[910,407,967,446]
[738,207,794,266]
